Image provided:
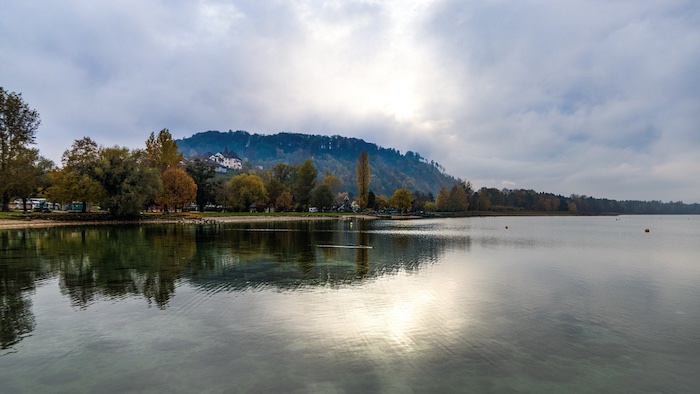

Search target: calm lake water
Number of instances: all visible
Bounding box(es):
[1,216,699,393]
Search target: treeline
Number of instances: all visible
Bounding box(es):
[424,186,700,215]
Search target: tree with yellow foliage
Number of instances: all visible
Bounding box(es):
[156,166,197,213]
[390,188,413,213]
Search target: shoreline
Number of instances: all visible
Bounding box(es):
[0,211,625,230]
[0,214,380,230]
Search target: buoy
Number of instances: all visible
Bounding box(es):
[645,228,650,233]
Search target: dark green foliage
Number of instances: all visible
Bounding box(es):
[310,184,335,210]
[176,130,457,196]
[185,158,216,212]
[96,147,161,217]
[367,190,376,210]
[293,160,317,209]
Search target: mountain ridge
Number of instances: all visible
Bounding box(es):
[176,130,459,196]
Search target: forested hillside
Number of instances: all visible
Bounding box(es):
[176,130,458,196]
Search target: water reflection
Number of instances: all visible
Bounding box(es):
[0,230,46,351]
[0,220,449,350]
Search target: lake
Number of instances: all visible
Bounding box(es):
[1,216,699,393]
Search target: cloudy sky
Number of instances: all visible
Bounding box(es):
[1,0,698,202]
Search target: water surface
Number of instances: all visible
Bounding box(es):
[1,216,699,393]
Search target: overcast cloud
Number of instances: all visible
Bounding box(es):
[1,0,698,202]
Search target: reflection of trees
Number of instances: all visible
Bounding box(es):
[0,219,455,331]
[0,231,45,351]
[355,221,369,278]
[43,226,196,309]
[187,220,447,291]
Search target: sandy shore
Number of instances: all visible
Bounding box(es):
[0,214,379,230]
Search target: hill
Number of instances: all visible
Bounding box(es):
[176,130,458,196]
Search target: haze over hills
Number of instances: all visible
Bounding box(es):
[176,130,459,197]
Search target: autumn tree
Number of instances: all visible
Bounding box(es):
[0,87,41,211]
[447,185,469,212]
[275,190,294,211]
[224,173,268,211]
[436,186,449,211]
[374,194,389,211]
[356,151,370,209]
[145,128,183,172]
[156,166,197,213]
[390,188,413,213]
[475,188,492,211]
[322,172,342,195]
[293,160,317,210]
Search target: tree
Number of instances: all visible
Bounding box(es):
[0,87,41,211]
[156,166,197,213]
[95,147,161,217]
[411,190,433,212]
[293,160,317,210]
[322,172,342,194]
[47,168,104,211]
[48,137,105,212]
[224,173,268,211]
[390,188,413,212]
[62,137,101,176]
[356,151,370,209]
[476,188,492,211]
[367,190,376,210]
[145,128,183,172]
[447,185,469,212]
[310,184,335,211]
[7,148,54,212]
[262,169,287,209]
[436,186,449,211]
[185,158,216,212]
[275,190,294,211]
[272,163,297,187]
[374,194,389,211]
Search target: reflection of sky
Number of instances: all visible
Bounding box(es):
[254,216,700,380]
[263,264,476,356]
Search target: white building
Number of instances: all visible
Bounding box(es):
[208,149,242,171]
